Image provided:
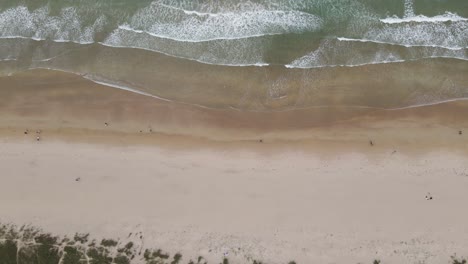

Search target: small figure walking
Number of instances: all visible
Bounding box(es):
[425,192,433,200]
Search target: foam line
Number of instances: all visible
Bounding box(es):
[337,37,465,51]
[117,25,286,43]
[381,12,468,24]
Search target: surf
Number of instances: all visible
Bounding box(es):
[381,12,468,24]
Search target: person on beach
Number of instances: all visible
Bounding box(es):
[425,193,433,200]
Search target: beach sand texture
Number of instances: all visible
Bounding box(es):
[1,70,468,264]
[1,0,468,262]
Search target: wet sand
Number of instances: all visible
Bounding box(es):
[3,40,468,111]
[1,69,468,263]
[1,69,468,149]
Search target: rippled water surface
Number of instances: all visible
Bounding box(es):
[1,0,467,110]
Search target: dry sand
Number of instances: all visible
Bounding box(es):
[1,69,468,264]
[2,141,468,264]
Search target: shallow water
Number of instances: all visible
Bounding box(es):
[0,0,467,110]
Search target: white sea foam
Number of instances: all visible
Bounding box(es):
[0,35,95,46]
[123,1,322,42]
[375,0,468,50]
[404,0,415,18]
[286,38,467,69]
[103,27,271,66]
[383,0,467,25]
[381,12,468,24]
[0,34,270,67]
[337,37,465,51]
[0,6,106,43]
[117,24,285,43]
[101,0,322,65]
[1,1,466,69]
[157,3,218,17]
[364,21,468,50]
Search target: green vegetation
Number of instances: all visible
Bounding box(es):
[17,245,36,264]
[125,241,134,249]
[101,239,118,247]
[87,246,113,264]
[89,240,97,247]
[15,233,62,264]
[20,225,40,240]
[36,243,61,264]
[35,233,58,245]
[63,246,85,264]
[0,239,17,264]
[144,248,172,264]
[171,253,183,264]
[0,224,19,240]
[188,256,206,264]
[114,254,131,264]
[2,222,467,264]
[452,255,468,264]
[74,233,90,244]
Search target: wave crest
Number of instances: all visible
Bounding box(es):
[287,38,467,68]
[0,6,106,43]
[381,12,468,24]
[122,1,322,42]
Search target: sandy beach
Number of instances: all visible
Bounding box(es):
[2,0,468,262]
[1,69,468,264]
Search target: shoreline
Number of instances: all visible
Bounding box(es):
[3,40,468,111]
[1,69,467,153]
[2,0,468,262]
[1,68,468,263]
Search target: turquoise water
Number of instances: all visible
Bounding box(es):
[0,0,467,110]
[1,0,467,66]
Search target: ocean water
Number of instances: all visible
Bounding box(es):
[0,0,467,110]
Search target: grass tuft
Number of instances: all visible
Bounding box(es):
[114,254,131,264]
[63,245,84,264]
[452,255,468,264]
[171,253,183,264]
[101,239,118,247]
[73,233,89,244]
[0,240,17,264]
